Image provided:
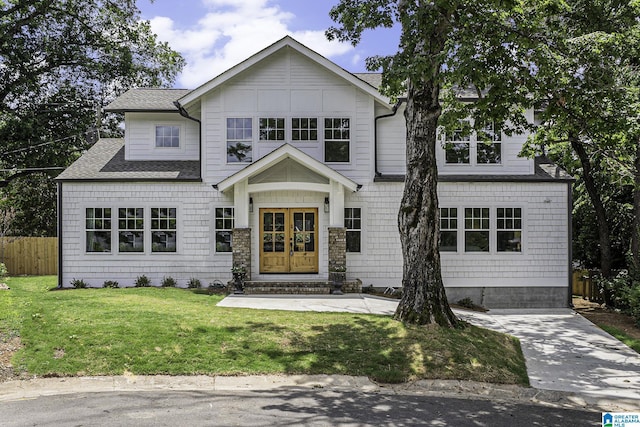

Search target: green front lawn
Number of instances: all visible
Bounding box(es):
[0,276,528,385]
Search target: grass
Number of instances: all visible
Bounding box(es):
[598,325,640,354]
[0,276,528,385]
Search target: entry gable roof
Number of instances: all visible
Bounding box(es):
[178,36,390,108]
[215,144,360,193]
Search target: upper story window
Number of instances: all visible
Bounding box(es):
[292,118,318,141]
[477,122,502,164]
[439,208,458,252]
[86,208,111,253]
[443,120,503,165]
[259,118,285,141]
[444,121,471,164]
[324,118,350,163]
[227,118,253,163]
[155,125,180,148]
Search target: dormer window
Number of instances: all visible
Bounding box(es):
[443,120,502,165]
[155,125,180,148]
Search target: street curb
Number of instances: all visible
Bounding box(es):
[1,375,637,411]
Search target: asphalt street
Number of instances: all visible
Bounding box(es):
[1,389,600,427]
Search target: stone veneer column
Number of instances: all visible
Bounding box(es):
[328,227,346,272]
[232,228,251,280]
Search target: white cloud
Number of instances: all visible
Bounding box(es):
[148,0,353,88]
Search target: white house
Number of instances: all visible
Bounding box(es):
[56,36,573,308]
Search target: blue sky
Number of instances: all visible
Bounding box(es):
[137,0,400,88]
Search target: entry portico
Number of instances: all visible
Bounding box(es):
[215,144,360,280]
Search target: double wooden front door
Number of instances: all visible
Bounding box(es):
[259,208,318,273]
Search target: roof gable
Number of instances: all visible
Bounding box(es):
[216,143,359,193]
[178,36,390,108]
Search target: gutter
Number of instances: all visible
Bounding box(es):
[374,99,405,177]
[173,101,203,181]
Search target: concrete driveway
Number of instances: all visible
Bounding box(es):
[218,294,640,409]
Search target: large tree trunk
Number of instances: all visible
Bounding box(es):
[631,137,640,279]
[570,136,613,278]
[393,77,459,328]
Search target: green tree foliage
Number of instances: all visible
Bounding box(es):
[327,0,542,326]
[0,0,184,236]
[522,0,640,278]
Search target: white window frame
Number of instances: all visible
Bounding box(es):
[85,207,112,253]
[439,207,458,252]
[226,117,253,163]
[150,207,178,253]
[324,117,351,163]
[154,124,182,148]
[344,207,362,253]
[214,207,235,253]
[464,207,490,253]
[291,117,318,143]
[118,207,144,253]
[259,117,285,141]
[497,207,523,253]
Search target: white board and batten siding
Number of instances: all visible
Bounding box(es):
[124,112,200,161]
[201,48,376,186]
[344,181,569,290]
[61,182,233,287]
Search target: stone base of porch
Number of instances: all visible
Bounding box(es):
[232,279,362,295]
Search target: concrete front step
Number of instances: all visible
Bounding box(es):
[240,279,362,295]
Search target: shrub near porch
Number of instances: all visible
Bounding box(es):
[1,276,528,385]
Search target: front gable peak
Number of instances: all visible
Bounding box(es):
[178,36,390,108]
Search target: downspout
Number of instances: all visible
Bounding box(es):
[567,182,573,308]
[374,99,405,177]
[57,181,63,288]
[173,101,202,180]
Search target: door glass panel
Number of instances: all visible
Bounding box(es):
[305,213,315,231]
[275,232,285,252]
[264,213,273,231]
[305,233,315,252]
[263,233,273,252]
[294,213,303,231]
[275,213,285,231]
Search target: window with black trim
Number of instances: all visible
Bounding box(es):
[324,118,350,162]
[344,207,361,252]
[118,208,144,252]
[151,208,177,252]
[227,118,253,163]
[439,208,457,252]
[86,208,111,253]
[259,118,285,141]
[215,207,234,252]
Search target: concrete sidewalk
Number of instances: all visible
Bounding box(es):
[218,294,640,409]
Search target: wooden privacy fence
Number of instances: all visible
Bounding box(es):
[0,237,58,276]
[572,269,604,303]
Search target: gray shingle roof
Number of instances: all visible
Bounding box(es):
[353,73,382,89]
[56,139,201,181]
[104,88,191,112]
